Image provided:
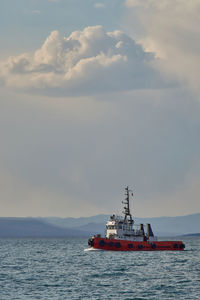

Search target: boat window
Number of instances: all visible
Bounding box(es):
[107,225,115,229]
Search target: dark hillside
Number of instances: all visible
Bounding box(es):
[0,218,89,238]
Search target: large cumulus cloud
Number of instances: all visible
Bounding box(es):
[0,26,162,96]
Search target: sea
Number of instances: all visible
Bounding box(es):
[0,237,199,300]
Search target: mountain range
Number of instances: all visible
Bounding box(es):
[0,213,199,238]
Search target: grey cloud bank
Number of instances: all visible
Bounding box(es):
[125,0,200,96]
[1,88,200,218]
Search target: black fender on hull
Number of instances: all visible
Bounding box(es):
[88,238,94,247]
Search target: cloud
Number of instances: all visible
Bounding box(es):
[0,26,163,96]
[125,0,200,96]
[125,0,144,7]
[94,3,105,9]
[32,10,41,14]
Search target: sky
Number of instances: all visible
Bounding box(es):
[0,0,200,218]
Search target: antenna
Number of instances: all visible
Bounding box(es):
[122,186,134,224]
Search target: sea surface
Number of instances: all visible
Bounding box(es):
[0,237,199,300]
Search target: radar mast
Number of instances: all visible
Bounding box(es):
[122,186,133,224]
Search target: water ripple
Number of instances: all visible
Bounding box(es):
[0,237,199,299]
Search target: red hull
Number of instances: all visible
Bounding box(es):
[91,237,185,251]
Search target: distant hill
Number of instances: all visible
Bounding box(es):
[0,218,89,238]
[42,213,200,237]
[133,213,200,236]
[40,215,109,229]
[182,233,200,237]
[0,213,199,237]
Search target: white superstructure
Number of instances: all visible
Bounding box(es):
[105,187,157,242]
[106,215,145,241]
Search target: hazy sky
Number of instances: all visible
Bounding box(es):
[1,0,200,217]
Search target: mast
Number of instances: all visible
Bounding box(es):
[122,186,133,224]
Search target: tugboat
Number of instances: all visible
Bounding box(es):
[88,187,185,251]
